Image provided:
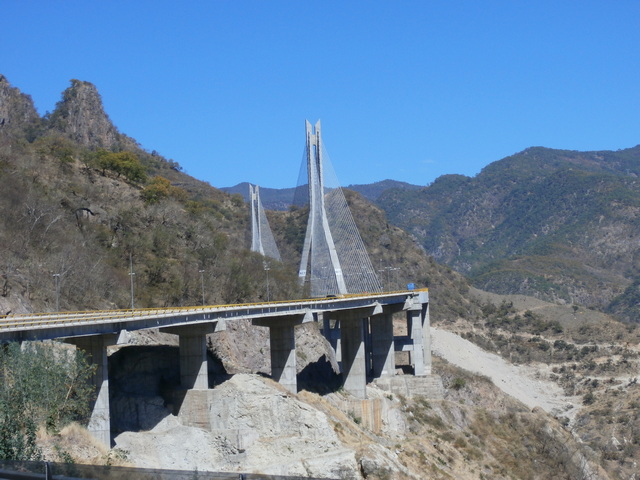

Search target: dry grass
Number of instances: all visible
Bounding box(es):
[37,422,132,467]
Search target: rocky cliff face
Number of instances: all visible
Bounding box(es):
[0,75,40,137]
[46,79,134,150]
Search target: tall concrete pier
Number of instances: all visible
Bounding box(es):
[66,335,116,447]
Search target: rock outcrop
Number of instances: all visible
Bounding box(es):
[0,75,40,137]
[46,79,135,150]
[114,374,360,478]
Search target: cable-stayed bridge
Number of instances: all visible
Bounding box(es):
[0,121,435,450]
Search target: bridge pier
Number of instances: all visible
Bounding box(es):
[268,324,297,393]
[320,292,430,397]
[253,313,313,394]
[338,313,368,399]
[406,292,431,376]
[161,322,225,390]
[370,312,395,378]
[66,334,116,447]
[322,314,341,363]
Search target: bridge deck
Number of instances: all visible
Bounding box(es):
[0,289,427,342]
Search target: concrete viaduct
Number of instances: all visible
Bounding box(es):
[0,289,431,446]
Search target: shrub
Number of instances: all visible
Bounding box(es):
[452,377,466,390]
[0,341,96,460]
[582,392,596,405]
[95,150,146,182]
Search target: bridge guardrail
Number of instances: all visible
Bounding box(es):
[0,460,337,480]
[0,289,427,336]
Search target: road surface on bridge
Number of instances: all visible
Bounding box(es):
[0,290,427,342]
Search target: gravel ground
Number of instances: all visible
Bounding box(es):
[431,327,580,419]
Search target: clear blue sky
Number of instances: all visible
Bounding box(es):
[2,1,639,189]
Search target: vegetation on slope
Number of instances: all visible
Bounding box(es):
[377,145,640,320]
[0,342,95,461]
[441,289,640,479]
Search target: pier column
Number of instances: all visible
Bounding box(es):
[340,315,367,399]
[321,312,341,363]
[269,324,297,393]
[253,312,313,394]
[161,323,223,390]
[67,334,115,447]
[407,291,431,376]
[178,330,209,389]
[370,312,395,378]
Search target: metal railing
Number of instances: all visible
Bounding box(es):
[0,460,337,480]
[0,289,427,336]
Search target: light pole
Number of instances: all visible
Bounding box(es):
[199,269,205,306]
[52,273,60,312]
[389,267,399,291]
[129,253,135,310]
[264,262,271,302]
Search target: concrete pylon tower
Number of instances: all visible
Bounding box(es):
[250,184,281,261]
[298,120,348,295]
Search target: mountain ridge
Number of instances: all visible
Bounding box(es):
[377,144,640,321]
[220,178,422,210]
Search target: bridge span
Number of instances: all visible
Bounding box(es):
[0,289,431,446]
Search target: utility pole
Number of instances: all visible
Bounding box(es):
[129,253,135,310]
[199,269,205,306]
[264,262,271,302]
[52,273,60,312]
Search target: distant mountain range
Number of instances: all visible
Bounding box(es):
[3,73,639,323]
[220,179,422,210]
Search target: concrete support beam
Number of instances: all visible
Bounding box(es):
[253,313,312,394]
[340,315,367,399]
[161,324,220,390]
[66,335,115,447]
[370,313,395,378]
[269,324,297,393]
[406,293,431,376]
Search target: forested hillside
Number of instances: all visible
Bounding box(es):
[377,145,640,322]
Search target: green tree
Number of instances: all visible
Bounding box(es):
[0,341,96,460]
[95,150,146,182]
[141,176,187,204]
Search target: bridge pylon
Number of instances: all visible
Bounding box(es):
[297,120,382,297]
[250,184,281,261]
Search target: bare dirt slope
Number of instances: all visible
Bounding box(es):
[431,327,581,419]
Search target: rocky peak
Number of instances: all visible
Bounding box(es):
[0,74,40,136]
[47,79,125,149]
